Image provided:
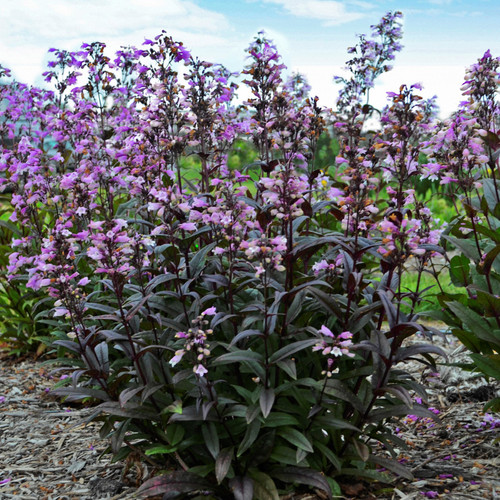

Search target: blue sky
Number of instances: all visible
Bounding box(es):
[0,0,498,118]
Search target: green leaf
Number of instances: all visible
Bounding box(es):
[277,427,314,453]
[202,422,220,459]
[262,412,300,428]
[484,396,500,412]
[449,254,470,287]
[166,424,185,446]
[0,219,22,236]
[443,235,481,262]
[314,415,361,432]
[247,430,276,467]
[270,445,303,466]
[276,359,297,380]
[323,379,365,413]
[145,444,177,455]
[213,350,264,365]
[249,471,279,500]
[475,290,500,320]
[237,419,261,457]
[447,301,499,344]
[189,241,216,277]
[269,339,317,364]
[470,353,500,379]
[313,441,341,471]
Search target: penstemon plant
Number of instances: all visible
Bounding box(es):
[422,50,500,411]
[4,10,496,499]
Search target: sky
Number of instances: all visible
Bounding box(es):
[0,0,499,118]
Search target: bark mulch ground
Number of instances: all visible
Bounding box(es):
[0,333,498,499]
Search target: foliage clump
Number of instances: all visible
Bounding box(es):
[0,11,498,499]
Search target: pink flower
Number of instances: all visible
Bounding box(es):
[201,306,217,316]
[320,325,334,337]
[179,222,197,231]
[194,364,208,377]
[169,350,185,367]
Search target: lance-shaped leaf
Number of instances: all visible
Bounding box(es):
[125,294,151,321]
[189,241,216,277]
[270,466,332,500]
[369,454,414,480]
[237,419,261,457]
[202,421,220,459]
[215,447,233,484]
[470,353,500,379]
[229,329,263,347]
[247,430,276,467]
[136,472,213,498]
[249,471,279,500]
[395,343,447,363]
[277,427,314,453]
[447,301,498,344]
[229,476,254,500]
[259,388,275,418]
[212,349,264,365]
[377,290,397,328]
[269,339,317,364]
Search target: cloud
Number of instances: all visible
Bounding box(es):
[0,0,233,84]
[261,0,365,26]
[427,0,453,5]
[1,0,229,44]
[293,64,466,119]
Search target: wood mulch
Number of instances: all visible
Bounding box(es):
[0,333,498,500]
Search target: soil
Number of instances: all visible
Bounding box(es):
[0,332,498,500]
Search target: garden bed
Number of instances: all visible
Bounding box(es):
[1,334,498,500]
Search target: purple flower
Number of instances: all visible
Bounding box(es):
[319,325,334,337]
[201,306,217,316]
[179,222,197,231]
[194,364,208,377]
[421,492,438,499]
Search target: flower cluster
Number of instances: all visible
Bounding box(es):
[239,235,287,276]
[313,325,354,377]
[334,11,403,116]
[169,307,216,377]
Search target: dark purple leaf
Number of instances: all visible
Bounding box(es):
[51,387,110,402]
[229,476,254,500]
[202,422,219,459]
[369,454,414,480]
[247,430,276,467]
[119,386,143,407]
[215,447,233,484]
[125,294,151,321]
[395,344,447,363]
[259,388,275,418]
[136,472,213,498]
[270,466,332,500]
[229,329,263,347]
